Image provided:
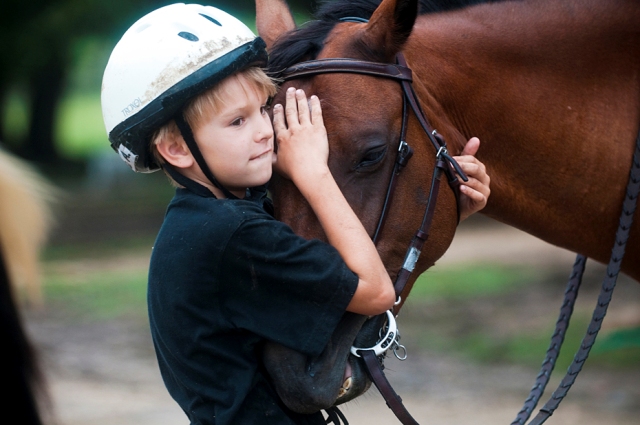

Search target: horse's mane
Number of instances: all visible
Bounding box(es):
[268,0,505,74]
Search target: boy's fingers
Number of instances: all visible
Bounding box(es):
[461,137,480,156]
[461,184,486,203]
[455,161,480,180]
[462,176,491,198]
[295,89,310,124]
[285,87,300,125]
[456,159,489,184]
[461,182,489,205]
[272,104,286,133]
[309,95,324,126]
[462,177,483,193]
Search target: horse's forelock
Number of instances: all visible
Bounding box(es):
[267,20,335,76]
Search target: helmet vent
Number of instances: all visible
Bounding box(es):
[178,31,199,42]
[199,13,222,26]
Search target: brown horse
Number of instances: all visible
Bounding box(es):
[257,0,640,417]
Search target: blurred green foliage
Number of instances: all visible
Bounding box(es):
[1,0,317,165]
[412,264,532,300]
[44,268,148,320]
[595,326,640,357]
[41,249,640,369]
[409,264,640,370]
[56,94,105,158]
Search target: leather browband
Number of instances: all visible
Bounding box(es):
[280,58,413,82]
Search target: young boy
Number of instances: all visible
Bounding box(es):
[101,4,490,425]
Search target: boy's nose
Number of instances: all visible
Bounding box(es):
[256,121,274,142]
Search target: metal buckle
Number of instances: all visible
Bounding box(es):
[350,310,399,358]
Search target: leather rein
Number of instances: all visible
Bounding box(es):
[279,54,640,425]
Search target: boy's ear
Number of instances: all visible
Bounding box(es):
[156,134,194,169]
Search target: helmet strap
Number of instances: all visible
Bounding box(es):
[173,113,238,199]
[160,162,214,197]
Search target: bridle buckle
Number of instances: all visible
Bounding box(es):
[350,310,400,358]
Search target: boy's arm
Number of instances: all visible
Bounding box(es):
[273,88,395,316]
[453,137,491,221]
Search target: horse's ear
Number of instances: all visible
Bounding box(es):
[359,0,418,61]
[255,0,297,51]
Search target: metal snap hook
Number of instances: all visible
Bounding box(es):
[393,343,408,361]
[350,310,399,358]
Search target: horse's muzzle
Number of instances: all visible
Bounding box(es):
[263,312,387,413]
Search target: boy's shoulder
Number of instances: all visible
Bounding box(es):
[168,188,273,227]
[172,187,260,206]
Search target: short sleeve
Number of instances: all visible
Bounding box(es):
[219,216,358,357]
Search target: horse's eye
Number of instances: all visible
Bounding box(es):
[356,146,387,171]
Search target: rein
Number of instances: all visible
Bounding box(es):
[279,52,640,425]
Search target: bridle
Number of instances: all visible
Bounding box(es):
[280,52,467,425]
[282,54,468,271]
[278,46,640,425]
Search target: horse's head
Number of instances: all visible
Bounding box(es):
[257,0,463,413]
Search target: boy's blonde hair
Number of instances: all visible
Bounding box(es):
[150,67,277,183]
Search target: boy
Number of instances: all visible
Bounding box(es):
[101,4,490,425]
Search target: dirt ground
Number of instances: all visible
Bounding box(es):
[25,216,640,425]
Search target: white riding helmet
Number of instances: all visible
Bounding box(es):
[101,3,268,172]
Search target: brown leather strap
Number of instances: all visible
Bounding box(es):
[373,96,412,244]
[280,58,413,82]
[392,161,445,298]
[361,350,419,425]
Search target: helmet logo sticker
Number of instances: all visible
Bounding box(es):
[122,98,143,118]
[118,144,138,171]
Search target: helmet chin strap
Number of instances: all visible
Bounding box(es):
[173,113,238,199]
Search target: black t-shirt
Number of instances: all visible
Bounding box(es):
[148,188,358,425]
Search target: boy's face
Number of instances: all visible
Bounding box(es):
[191,75,274,196]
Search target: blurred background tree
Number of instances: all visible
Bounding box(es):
[0,0,316,171]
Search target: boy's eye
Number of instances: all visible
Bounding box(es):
[261,105,270,115]
[231,117,244,126]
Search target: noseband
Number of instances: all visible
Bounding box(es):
[280,53,468,425]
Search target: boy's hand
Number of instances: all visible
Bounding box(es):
[453,137,490,221]
[274,89,394,315]
[272,87,328,183]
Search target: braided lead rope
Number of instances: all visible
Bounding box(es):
[523,131,640,425]
[325,406,349,425]
[511,254,587,425]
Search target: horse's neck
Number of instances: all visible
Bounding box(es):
[410,0,640,268]
[411,0,639,143]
